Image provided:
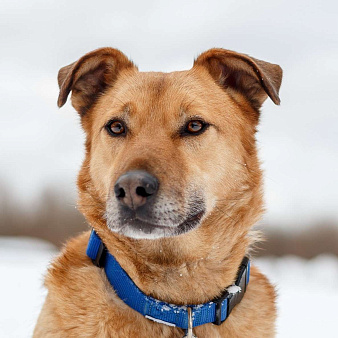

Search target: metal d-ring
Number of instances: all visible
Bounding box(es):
[183,307,197,338]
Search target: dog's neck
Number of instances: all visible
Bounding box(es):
[97,212,253,305]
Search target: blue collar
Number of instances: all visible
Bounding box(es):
[86,230,250,329]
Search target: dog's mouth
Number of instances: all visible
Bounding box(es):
[105,189,207,239]
[108,209,206,239]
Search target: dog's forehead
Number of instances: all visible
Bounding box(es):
[117,70,202,111]
[94,69,223,126]
[118,70,195,96]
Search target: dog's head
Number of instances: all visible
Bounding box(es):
[58,48,282,239]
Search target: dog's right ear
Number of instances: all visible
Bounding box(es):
[57,48,136,115]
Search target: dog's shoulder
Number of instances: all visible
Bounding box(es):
[38,231,123,336]
[36,231,182,337]
[35,231,115,336]
[45,231,93,289]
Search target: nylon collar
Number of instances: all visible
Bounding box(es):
[86,229,250,329]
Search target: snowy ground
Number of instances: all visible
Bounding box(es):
[0,237,337,337]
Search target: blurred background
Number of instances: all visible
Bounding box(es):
[1,0,337,337]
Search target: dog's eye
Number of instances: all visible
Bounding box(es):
[106,120,126,136]
[183,120,208,135]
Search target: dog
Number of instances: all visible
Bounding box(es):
[34,47,282,337]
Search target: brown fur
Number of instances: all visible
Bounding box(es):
[34,47,282,337]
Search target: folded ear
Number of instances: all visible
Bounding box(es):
[193,48,282,110]
[57,47,136,115]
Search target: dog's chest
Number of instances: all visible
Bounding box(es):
[65,272,225,337]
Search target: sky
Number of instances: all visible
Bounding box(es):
[1,0,338,230]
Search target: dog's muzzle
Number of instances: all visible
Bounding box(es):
[105,170,206,239]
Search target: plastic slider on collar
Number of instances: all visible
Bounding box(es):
[213,257,250,325]
[87,230,107,268]
[93,241,107,267]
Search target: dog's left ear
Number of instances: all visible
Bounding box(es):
[194,48,282,109]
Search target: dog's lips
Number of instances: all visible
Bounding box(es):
[116,209,206,238]
[175,209,206,232]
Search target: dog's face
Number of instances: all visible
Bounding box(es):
[58,48,282,239]
[87,70,250,239]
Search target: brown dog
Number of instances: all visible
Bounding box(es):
[34,47,282,337]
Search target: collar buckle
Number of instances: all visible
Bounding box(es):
[213,290,230,326]
[213,257,250,325]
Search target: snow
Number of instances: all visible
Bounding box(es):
[0,237,337,337]
[226,285,241,294]
[0,238,57,338]
[255,255,338,338]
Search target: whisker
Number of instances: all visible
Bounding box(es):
[214,205,238,224]
[234,160,277,184]
[110,95,126,106]
[215,198,245,203]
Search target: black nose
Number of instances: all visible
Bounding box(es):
[114,170,159,210]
